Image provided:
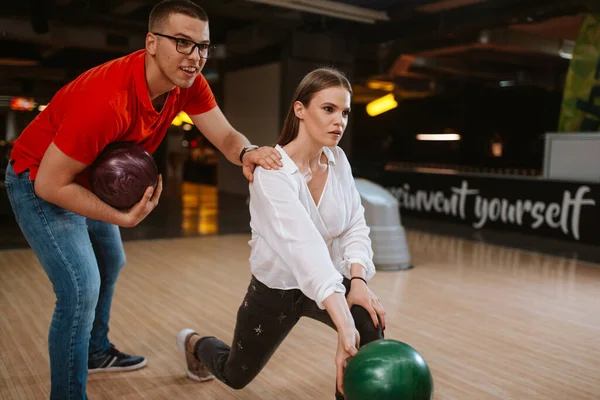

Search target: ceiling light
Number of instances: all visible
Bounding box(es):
[416,133,461,141]
[559,39,574,60]
[245,0,390,24]
[367,80,395,91]
[559,50,573,60]
[366,94,398,116]
[416,0,486,13]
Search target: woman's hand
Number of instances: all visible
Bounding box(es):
[346,279,386,330]
[335,325,360,396]
[322,292,360,396]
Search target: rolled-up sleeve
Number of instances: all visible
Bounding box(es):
[249,168,345,309]
[336,149,376,281]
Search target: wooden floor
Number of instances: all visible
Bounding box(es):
[1,231,599,400]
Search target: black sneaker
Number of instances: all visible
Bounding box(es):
[88,346,147,374]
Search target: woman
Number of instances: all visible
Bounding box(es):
[176,67,386,399]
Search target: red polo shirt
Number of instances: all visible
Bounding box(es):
[10,49,216,188]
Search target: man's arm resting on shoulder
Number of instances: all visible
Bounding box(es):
[34,143,158,227]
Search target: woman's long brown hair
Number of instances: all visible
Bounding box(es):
[277,67,352,147]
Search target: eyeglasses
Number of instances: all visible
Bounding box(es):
[152,32,215,59]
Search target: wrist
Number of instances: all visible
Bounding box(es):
[239,145,259,163]
[337,321,357,334]
[116,211,134,228]
[350,276,367,286]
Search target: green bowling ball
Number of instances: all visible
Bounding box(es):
[343,339,433,400]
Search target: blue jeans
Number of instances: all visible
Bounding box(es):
[4,163,126,400]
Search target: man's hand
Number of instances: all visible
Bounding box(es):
[242,146,283,181]
[120,174,163,227]
[35,142,161,226]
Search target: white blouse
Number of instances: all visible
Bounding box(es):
[248,144,375,309]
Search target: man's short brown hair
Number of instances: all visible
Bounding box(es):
[149,0,208,31]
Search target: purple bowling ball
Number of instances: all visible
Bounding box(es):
[90,142,158,210]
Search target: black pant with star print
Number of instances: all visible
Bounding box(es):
[194,275,384,399]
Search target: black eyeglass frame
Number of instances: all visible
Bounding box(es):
[152,32,215,59]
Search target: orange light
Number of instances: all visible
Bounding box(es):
[172,111,194,126]
[10,97,36,111]
[366,94,398,117]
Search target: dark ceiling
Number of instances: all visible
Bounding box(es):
[0,0,594,103]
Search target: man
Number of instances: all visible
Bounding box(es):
[4,1,281,399]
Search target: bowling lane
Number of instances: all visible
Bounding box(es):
[1,229,598,399]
